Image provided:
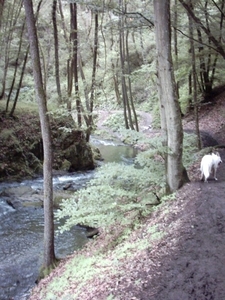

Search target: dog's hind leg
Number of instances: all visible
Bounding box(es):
[200,171,204,181]
[203,170,210,183]
[213,166,218,181]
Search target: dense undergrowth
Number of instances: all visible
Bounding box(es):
[56,131,198,232]
[30,193,176,300]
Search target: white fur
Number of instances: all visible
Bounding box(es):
[200,152,222,182]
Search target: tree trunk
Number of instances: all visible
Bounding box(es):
[89,13,98,118]
[10,47,29,117]
[154,0,189,193]
[6,21,25,113]
[188,0,201,149]
[23,0,55,269]
[125,29,139,131]
[119,0,133,130]
[52,0,62,103]
[70,3,82,126]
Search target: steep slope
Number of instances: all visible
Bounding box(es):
[29,92,225,300]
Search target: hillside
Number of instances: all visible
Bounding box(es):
[29,91,225,300]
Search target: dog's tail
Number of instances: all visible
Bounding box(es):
[200,160,210,181]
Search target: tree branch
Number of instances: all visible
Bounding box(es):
[179,0,225,59]
[114,9,154,27]
[175,27,220,54]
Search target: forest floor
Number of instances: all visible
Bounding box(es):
[29,91,225,300]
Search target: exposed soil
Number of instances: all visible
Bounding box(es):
[29,92,225,300]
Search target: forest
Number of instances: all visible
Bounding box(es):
[1,1,225,121]
[1,0,225,298]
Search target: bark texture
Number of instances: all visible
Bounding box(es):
[154,0,189,193]
[23,0,55,268]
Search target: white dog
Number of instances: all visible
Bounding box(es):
[200,152,222,182]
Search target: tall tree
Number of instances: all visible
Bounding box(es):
[82,11,99,142]
[119,0,135,130]
[187,0,201,149]
[23,0,56,269]
[52,0,62,103]
[70,2,82,126]
[154,0,189,193]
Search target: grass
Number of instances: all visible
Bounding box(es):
[33,208,167,300]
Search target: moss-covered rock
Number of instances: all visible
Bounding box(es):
[0,111,96,181]
[63,142,95,171]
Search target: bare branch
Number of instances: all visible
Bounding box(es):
[179,0,225,59]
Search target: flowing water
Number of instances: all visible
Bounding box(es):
[0,138,137,300]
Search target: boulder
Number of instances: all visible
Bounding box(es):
[0,113,96,180]
[63,142,95,171]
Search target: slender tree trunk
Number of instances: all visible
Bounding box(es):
[125,29,139,131]
[6,21,25,113]
[173,0,180,99]
[119,0,134,130]
[52,0,62,103]
[85,12,99,141]
[10,47,29,116]
[70,3,81,126]
[90,13,98,117]
[112,71,121,105]
[23,0,55,269]
[59,0,71,109]
[154,0,189,193]
[119,1,129,129]
[188,1,201,149]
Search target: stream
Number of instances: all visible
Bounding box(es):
[0,138,137,300]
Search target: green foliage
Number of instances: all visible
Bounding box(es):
[107,295,116,300]
[0,129,17,142]
[56,132,198,233]
[48,104,72,120]
[2,0,225,120]
[118,127,146,145]
[159,193,176,204]
[131,62,158,105]
[40,220,165,300]
[147,224,164,241]
[41,253,115,299]
[112,225,164,260]
[56,136,167,232]
[102,111,126,131]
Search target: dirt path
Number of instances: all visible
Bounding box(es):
[135,150,225,300]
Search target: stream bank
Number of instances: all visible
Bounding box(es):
[0,137,137,300]
[0,110,95,182]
